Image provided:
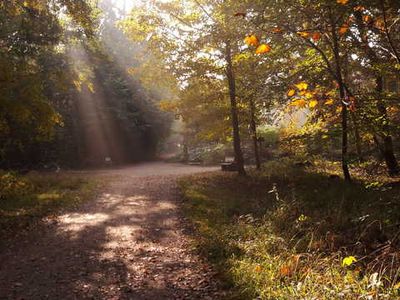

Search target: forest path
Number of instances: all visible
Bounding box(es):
[0,163,224,300]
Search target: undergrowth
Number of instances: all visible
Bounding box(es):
[179,159,400,299]
[0,171,97,240]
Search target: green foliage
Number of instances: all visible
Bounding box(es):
[0,0,94,165]
[0,0,172,167]
[0,1,64,151]
[0,171,96,237]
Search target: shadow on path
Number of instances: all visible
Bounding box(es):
[0,164,223,299]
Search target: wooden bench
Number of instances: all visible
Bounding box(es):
[220,156,238,172]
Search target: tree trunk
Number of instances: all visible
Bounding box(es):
[183,143,189,163]
[249,97,261,170]
[225,40,246,176]
[376,76,399,175]
[350,111,364,163]
[343,52,363,163]
[331,13,351,181]
[340,100,351,181]
[354,10,399,175]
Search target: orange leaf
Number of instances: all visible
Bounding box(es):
[363,15,372,23]
[353,5,365,11]
[312,32,321,42]
[287,89,296,97]
[339,24,349,35]
[244,35,259,47]
[290,99,307,108]
[375,17,385,31]
[280,265,292,277]
[255,44,271,54]
[272,27,282,33]
[349,96,356,111]
[337,0,349,4]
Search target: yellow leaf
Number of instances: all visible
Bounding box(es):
[297,31,310,38]
[325,99,334,105]
[234,52,251,62]
[342,256,357,267]
[339,24,349,35]
[309,100,318,108]
[298,214,308,222]
[244,35,259,47]
[295,82,308,91]
[305,92,314,99]
[87,82,95,93]
[255,44,272,54]
[287,89,296,97]
[337,0,349,4]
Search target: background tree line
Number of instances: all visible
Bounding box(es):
[121,0,400,180]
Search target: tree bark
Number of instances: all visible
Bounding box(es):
[225,40,246,176]
[330,12,351,181]
[376,76,399,175]
[249,97,261,170]
[353,10,399,175]
[350,111,364,163]
[343,52,364,163]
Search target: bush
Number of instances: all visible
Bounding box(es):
[0,172,33,204]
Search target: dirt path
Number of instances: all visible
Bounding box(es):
[0,163,225,300]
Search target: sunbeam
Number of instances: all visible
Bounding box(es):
[66,43,129,166]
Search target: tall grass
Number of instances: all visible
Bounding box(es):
[179,159,400,299]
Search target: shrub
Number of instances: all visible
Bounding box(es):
[0,172,33,204]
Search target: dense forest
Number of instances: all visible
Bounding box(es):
[0,0,171,169]
[1,0,400,299]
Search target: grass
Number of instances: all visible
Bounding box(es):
[179,159,400,299]
[0,171,98,240]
